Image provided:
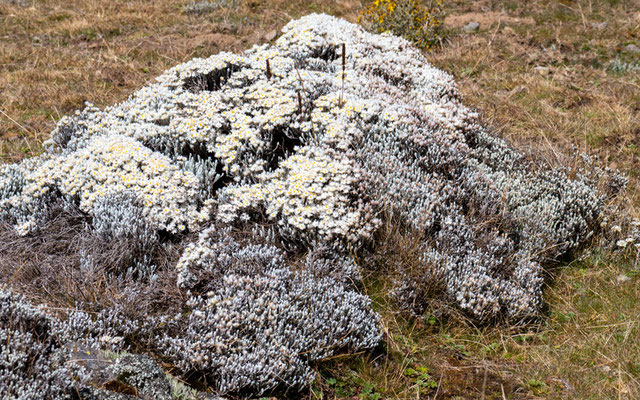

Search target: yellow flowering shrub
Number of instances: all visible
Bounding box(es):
[358,0,443,50]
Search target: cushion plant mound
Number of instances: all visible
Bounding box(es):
[0,13,623,397]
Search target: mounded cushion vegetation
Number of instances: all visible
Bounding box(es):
[0,14,625,399]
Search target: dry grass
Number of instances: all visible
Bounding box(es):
[430,0,640,186]
[0,0,362,161]
[2,0,640,398]
[0,201,190,316]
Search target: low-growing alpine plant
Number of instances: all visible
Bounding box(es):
[0,13,625,398]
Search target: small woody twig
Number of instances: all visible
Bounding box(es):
[266,59,271,80]
[339,43,346,108]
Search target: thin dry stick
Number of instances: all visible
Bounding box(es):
[481,364,488,400]
[339,43,346,108]
[617,363,623,400]
[8,261,27,286]
[431,374,442,399]
[293,63,313,129]
[0,108,33,136]
[577,3,587,30]
[266,59,271,80]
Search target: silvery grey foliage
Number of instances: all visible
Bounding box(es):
[180,155,225,201]
[164,233,381,395]
[90,191,157,245]
[0,289,187,400]
[302,244,362,285]
[2,0,29,6]
[65,344,175,400]
[89,191,159,279]
[102,354,173,400]
[176,225,283,290]
[183,0,236,15]
[359,104,616,318]
[64,304,143,354]
[0,158,55,235]
[609,58,640,74]
[0,289,91,399]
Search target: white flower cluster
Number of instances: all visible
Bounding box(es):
[219,146,378,242]
[0,157,53,236]
[607,218,640,250]
[2,134,212,235]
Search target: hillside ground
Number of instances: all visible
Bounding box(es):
[1,0,640,398]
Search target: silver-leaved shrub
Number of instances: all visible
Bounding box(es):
[0,13,625,398]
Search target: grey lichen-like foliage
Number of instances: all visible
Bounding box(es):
[0,158,55,235]
[90,191,157,245]
[176,225,284,289]
[183,0,236,15]
[88,191,160,279]
[63,304,144,354]
[171,228,380,395]
[0,289,186,400]
[165,276,380,395]
[180,155,225,201]
[0,288,91,400]
[102,354,173,400]
[609,58,640,74]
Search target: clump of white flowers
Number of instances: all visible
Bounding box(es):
[218,146,378,243]
[602,217,640,255]
[1,134,212,235]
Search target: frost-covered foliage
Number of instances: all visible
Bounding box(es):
[0,14,623,397]
[0,158,53,235]
[101,354,173,400]
[168,228,380,395]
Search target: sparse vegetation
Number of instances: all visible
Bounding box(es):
[1,0,640,399]
[183,0,238,16]
[358,0,443,50]
[609,57,640,74]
